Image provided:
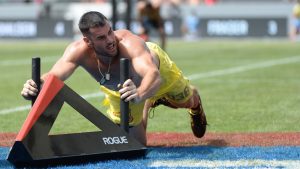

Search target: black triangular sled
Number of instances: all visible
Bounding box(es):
[7,74,147,168]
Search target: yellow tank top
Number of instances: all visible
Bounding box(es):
[100,42,183,125]
[293,4,300,18]
[146,42,183,99]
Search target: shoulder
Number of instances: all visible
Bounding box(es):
[115,29,134,39]
[62,39,90,63]
[115,30,146,52]
[66,39,88,54]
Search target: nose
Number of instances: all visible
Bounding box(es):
[106,34,114,44]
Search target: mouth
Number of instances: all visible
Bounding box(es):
[107,43,115,52]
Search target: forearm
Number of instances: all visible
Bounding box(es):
[40,73,49,83]
[137,70,161,101]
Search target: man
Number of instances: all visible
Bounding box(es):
[290,0,300,41]
[137,0,166,49]
[21,11,207,145]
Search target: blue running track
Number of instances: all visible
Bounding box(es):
[1,146,300,168]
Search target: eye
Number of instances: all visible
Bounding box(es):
[108,28,112,35]
[97,36,105,40]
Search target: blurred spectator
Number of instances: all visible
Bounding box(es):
[290,0,300,41]
[39,1,51,19]
[137,0,166,50]
[181,0,200,40]
[81,0,107,2]
[34,0,43,4]
[204,0,217,6]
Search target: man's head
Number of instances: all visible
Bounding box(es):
[79,11,108,35]
[79,11,118,58]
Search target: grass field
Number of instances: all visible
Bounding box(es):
[0,39,299,135]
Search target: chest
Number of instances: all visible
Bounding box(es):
[97,63,121,90]
[81,58,141,91]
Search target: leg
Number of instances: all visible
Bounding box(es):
[172,85,202,109]
[158,26,166,50]
[142,100,153,131]
[129,122,147,146]
[290,25,297,42]
[122,98,154,146]
[166,85,207,138]
[128,99,153,146]
[187,87,208,138]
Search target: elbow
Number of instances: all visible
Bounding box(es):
[154,70,162,88]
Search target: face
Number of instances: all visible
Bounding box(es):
[85,22,118,58]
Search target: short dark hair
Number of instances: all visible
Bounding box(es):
[78,11,108,35]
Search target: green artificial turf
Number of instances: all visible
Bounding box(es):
[0,39,299,134]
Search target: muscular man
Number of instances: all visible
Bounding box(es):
[21,11,207,145]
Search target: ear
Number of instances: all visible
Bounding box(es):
[83,37,92,48]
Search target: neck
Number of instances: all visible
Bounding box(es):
[94,53,112,65]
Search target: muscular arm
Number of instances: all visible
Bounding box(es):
[132,43,161,101]
[21,41,84,99]
[120,32,161,103]
[41,41,82,81]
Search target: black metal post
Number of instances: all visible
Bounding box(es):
[126,0,131,30]
[112,0,117,30]
[120,58,129,133]
[32,57,40,106]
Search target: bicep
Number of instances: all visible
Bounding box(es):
[123,32,159,76]
[131,46,158,77]
[49,57,78,81]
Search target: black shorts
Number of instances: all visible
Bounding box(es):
[141,17,162,33]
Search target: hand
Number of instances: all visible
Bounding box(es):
[21,79,39,100]
[119,79,141,103]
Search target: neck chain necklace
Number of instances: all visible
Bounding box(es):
[96,56,112,85]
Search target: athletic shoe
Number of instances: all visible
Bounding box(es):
[189,98,207,138]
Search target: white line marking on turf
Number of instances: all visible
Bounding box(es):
[1,55,300,115]
[0,92,103,115]
[0,56,58,66]
[149,159,300,168]
[187,55,300,80]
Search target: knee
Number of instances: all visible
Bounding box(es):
[189,94,200,109]
[129,122,147,146]
[181,88,200,109]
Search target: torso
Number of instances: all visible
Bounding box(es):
[73,30,159,91]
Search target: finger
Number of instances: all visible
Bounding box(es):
[120,87,135,98]
[121,86,137,99]
[23,82,38,98]
[121,87,137,101]
[21,88,36,99]
[24,83,38,93]
[120,91,130,100]
[21,90,29,97]
[117,83,121,89]
[119,85,136,94]
[21,91,31,100]
[125,93,138,102]
[27,79,37,88]
[27,89,37,96]
[122,79,132,87]
[119,86,128,94]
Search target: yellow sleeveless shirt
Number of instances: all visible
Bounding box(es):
[294,4,300,18]
[100,42,184,126]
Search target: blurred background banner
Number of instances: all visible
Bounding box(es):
[201,18,287,38]
[0,0,296,40]
[0,19,73,39]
